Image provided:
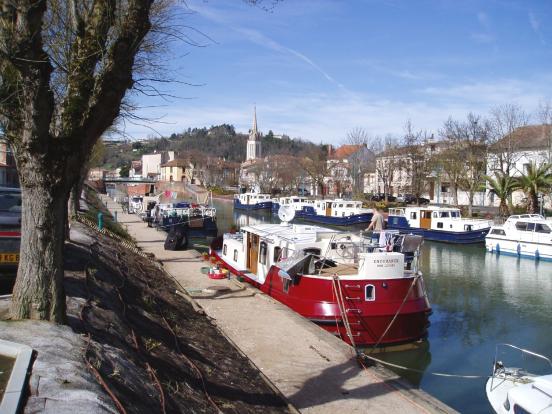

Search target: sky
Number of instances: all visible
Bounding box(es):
[123,0,552,145]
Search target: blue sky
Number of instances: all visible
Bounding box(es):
[125,0,552,145]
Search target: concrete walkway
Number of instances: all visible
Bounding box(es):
[99,195,456,414]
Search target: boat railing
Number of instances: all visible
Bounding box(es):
[490,343,552,389]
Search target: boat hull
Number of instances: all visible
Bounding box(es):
[210,240,431,347]
[296,207,373,226]
[485,237,552,261]
[234,199,273,210]
[387,217,489,243]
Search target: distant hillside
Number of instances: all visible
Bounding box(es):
[103,124,328,169]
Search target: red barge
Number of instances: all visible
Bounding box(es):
[210,217,431,347]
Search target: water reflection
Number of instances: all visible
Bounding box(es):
[212,200,552,413]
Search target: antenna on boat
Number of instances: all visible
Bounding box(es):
[278,205,295,225]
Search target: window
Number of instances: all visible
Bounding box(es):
[223,244,227,255]
[432,212,438,218]
[440,212,450,218]
[490,229,506,235]
[259,242,267,265]
[339,204,344,207]
[365,285,375,301]
[513,404,531,414]
[437,222,443,229]
[303,248,321,257]
[233,249,238,261]
[274,246,282,262]
[464,225,473,231]
[346,203,353,208]
[410,212,417,219]
[535,224,551,234]
[515,222,528,231]
[451,211,460,218]
[526,222,535,232]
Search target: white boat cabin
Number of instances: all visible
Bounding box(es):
[487,215,552,243]
[274,196,314,211]
[235,192,272,206]
[389,206,492,232]
[311,199,372,217]
[219,223,420,285]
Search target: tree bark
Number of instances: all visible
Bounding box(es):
[452,185,458,206]
[10,183,68,322]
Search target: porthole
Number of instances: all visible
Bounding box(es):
[365,284,375,301]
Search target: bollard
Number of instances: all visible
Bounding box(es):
[114,211,118,223]
[98,212,104,230]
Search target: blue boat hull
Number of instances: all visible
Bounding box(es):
[386,216,489,244]
[295,206,373,226]
[234,199,273,210]
[271,202,280,212]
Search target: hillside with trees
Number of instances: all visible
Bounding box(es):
[103,124,328,168]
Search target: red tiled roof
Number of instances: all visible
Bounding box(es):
[328,144,364,159]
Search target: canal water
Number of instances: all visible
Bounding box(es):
[213,199,552,414]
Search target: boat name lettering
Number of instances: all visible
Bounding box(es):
[372,259,399,264]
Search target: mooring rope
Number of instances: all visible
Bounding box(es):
[360,353,489,379]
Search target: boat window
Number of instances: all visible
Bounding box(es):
[233,249,238,261]
[223,244,227,255]
[410,212,417,219]
[451,211,460,218]
[526,222,535,232]
[339,204,344,207]
[346,203,353,208]
[260,242,268,265]
[421,211,432,219]
[303,248,321,257]
[432,212,438,218]
[490,229,506,235]
[437,222,443,229]
[464,225,473,231]
[440,212,450,218]
[515,222,528,231]
[365,285,375,301]
[535,223,551,233]
[513,404,530,414]
[274,246,282,262]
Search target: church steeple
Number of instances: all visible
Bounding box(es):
[246,106,262,160]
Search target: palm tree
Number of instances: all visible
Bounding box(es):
[485,172,517,217]
[515,162,552,214]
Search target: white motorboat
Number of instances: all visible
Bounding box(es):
[486,215,552,260]
[233,192,273,210]
[486,344,552,414]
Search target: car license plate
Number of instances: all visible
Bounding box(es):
[0,253,19,263]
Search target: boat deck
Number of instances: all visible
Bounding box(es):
[102,194,457,414]
[318,263,358,276]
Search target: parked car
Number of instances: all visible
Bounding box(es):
[404,194,430,205]
[0,187,21,274]
[370,193,396,202]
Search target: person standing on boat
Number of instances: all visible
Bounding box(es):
[366,208,384,231]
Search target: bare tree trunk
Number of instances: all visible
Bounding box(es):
[468,191,474,217]
[10,184,68,323]
[452,185,459,206]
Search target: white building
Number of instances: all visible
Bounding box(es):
[141,151,175,180]
[486,124,552,208]
[246,106,261,161]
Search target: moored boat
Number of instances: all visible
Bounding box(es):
[209,207,431,347]
[296,199,373,226]
[485,214,552,261]
[387,206,492,243]
[486,344,552,414]
[234,192,272,210]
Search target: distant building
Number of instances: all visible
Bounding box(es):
[129,160,142,178]
[323,144,374,197]
[486,124,552,208]
[141,151,175,180]
[160,159,188,182]
[246,106,261,161]
[88,167,109,181]
[240,107,263,191]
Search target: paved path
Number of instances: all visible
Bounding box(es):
[99,194,457,414]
